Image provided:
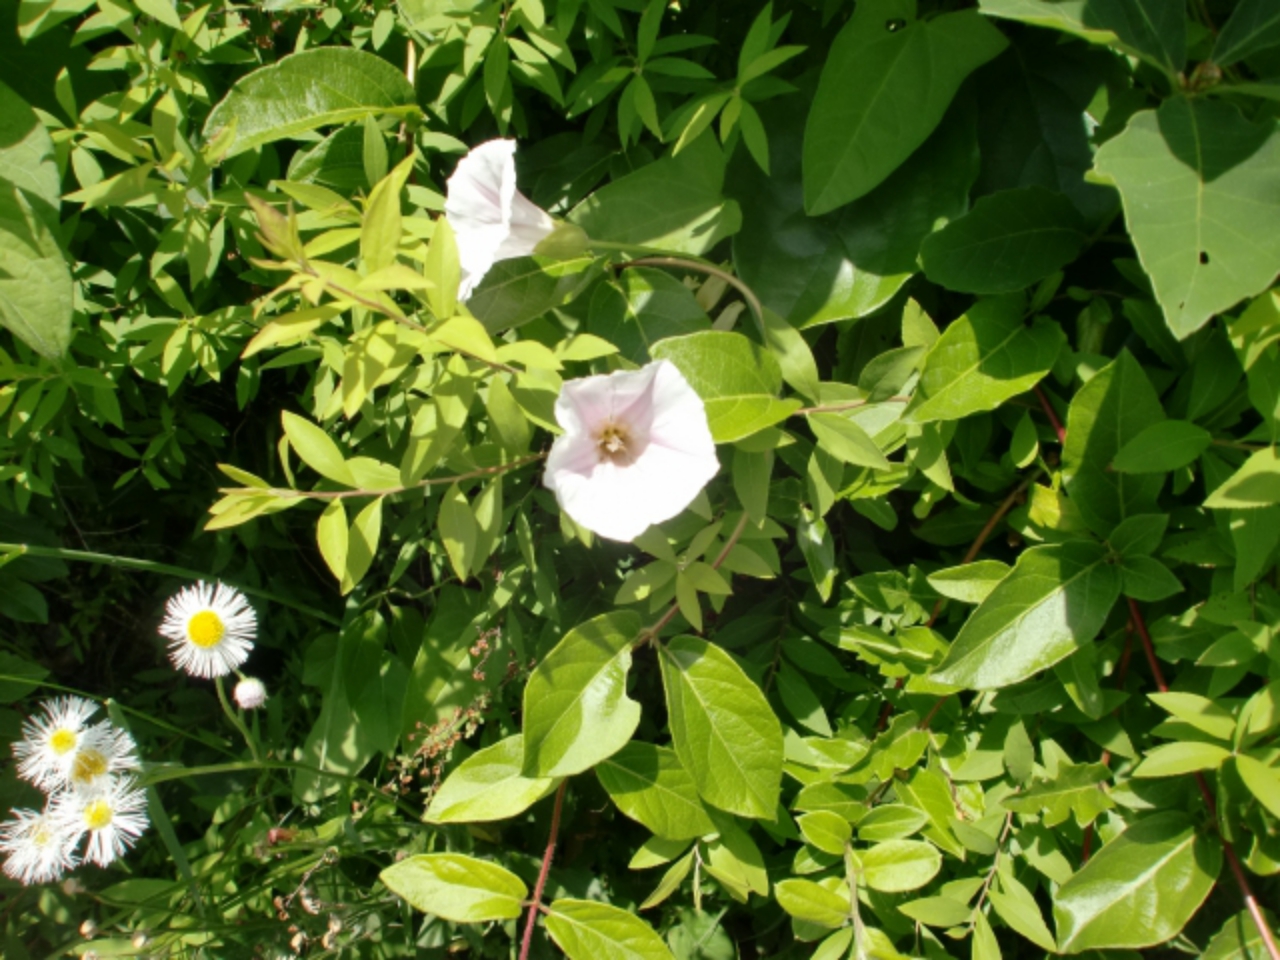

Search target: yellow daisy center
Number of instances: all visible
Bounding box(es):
[71,748,109,784]
[32,826,53,847]
[50,728,78,754]
[188,610,226,648]
[84,799,114,831]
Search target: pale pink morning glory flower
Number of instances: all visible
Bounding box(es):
[544,361,720,542]
[444,139,557,301]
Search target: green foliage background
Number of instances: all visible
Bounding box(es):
[2,0,1280,957]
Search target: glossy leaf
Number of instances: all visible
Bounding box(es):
[545,899,675,960]
[425,735,558,823]
[596,741,716,840]
[380,854,527,922]
[774,879,851,928]
[1205,448,1280,510]
[859,839,942,893]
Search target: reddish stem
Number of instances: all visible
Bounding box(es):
[1035,385,1067,444]
[518,781,567,960]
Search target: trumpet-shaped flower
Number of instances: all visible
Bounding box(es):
[52,775,150,868]
[543,360,719,542]
[233,677,268,710]
[0,808,79,885]
[159,581,257,679]
[445,139,556,301]
[14,696,100,791]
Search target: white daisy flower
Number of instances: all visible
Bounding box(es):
[445,139,557,301]
[159,581,257,678]
[64,723,140,796]
[543,360,720,542]
[52,775,150,868]
[0,807,79,885]
[14,696,100,791]
[233,677,267,710]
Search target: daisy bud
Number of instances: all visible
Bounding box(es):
[444,139,557,301]
[159,582,257,679]
[234,677,268,710]
[543,360,720,542]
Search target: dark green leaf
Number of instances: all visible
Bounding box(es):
[1214,0,1280,67]
[587,267,710,364]
[467,256,595,333]
[0,178,72,358]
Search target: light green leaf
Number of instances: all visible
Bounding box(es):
[202,48,419,159]
[860,839,942,893]
[281,411,354,486]
[596,741,716,840]
[774,878,851,928]
[977,0,1116,43]
[1204,908,1280,960]
[1003,761,1114,828]
[1134,741,1231,778]
[897,896,972,928]
[316,499,348,583]
[341,496,382,593]
[424,215,459,320]
[522,611,643,777]
[1112,420,1212,474]
[904,296,1065,424]
[360,155,414,276]
[1214,0,1280,67]
[1054,813,1221,953]
[989,871,1057,952]
[808,414,891,470]
[1091,100,1280,339]
[803,0,1005,214]
[931,542,1121,690]
[651,330,800,443]
[659,634,784,819]
[0,81,60,209]
[467,255,594,333]
[438,483,476,582]
[380,854,527,922]
[1235,754,1280,820]
[857,805,930,842]
[545,899,675,960]
[1149,692,1237,740]
[0,178,73,359]
[425,735,558,823]
[926,560,1010,605]
[797,810,852,856]
[1206,448,1280,510]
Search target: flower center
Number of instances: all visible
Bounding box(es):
[188,610,226,648]
[71,748,109,784]
[49,728,78,755]
[32,826,53,847]
[84,800,114,831]
[596,423,635,465]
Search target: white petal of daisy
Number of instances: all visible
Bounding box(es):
[444,139,556,301]
[52,775,149,868]
[233,677,268,710]
[0,807,79,885]
[544,360,719,542]
[13,696,100,792]
[64,722,141,797]
[159,581,257,679]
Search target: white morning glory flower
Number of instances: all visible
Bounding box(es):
[444,138,556,301]
[0,807,79,885]
[543,360,719,542]
[233,677,268,710]
[52,774,150,868]
[14,696,100,791]
[159,581,257,679]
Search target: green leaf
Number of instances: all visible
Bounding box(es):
[1061,350,1166,536]
[857,805,930,842]
[1082,0,1185,76]
[1204,909,1280,960]
[926,560,1010,605]
[0,81,60,209]
[977,0,1116,48]
[596,741,716,840]
[522,611,643,778]
[545,899,675,960]
[1112,420,1212,474]
[774,879,851,928]
[360,155,414,276]
[202,48,419,159]
[467,255,594,333]
[570,133,741,255]
[797,810,852,856]
[1235,754,1280,820]
[803,0,1006,214]
[931,541,1122,690]
[1134,741,1231,777]
[1121,555,1183,601]
[424,215,459,320]
[659,635,784,819]
[920,187,1087,294]
[859,839,942,893]
[281,411,354,486]
[316,499,348,583]
[380,854,527,922]
[775,662,833,736]
[1053,813,1221,953]
[989,871,1058,952]
[1206,448,1280,510]
[1108,513,1168,557]
[0,650,49,702]
[425,735,558,823]
[1213,0,1280,67]
[1149,691,1237,739]
[1091,100,1280,340]
[897,896,972,928]
[0,178,73,359]
[587,267,710,365]
[807,414,891,471]
[438,483,476,582]
[651,331,800,443]
[904,296,1065,424]
[1003,760,1114,827]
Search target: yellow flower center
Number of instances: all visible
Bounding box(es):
[71,748,109,784]
[596,423,634,465]
[84,799,113,831]
[49,728,78,754]
[32,826,53,847]
[188,610,226,648]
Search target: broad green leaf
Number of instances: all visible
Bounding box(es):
[803,0,1006,214]
[1003,761,1113,827]
[774,879,851,928]
[425,735,558,823]
[775,662,832,736]
[570,133,741,254]
[859,839,942,893]
[1206,448,1280,510]
[596,741,715,840]
[1214,0,1280,67]
[797,810,852,856]
[1112,420,1211,473]
[1120,555,1183,601]
[904,296,1065,424]
[1061,350,1166,536]
[1149,692,1237,740]
[316,500,348,583]
[808,414,890,470]
[920,187,1087,294]
[360,155,414,276]
[857,805,929,842]
[0,177,73,359]
[522,611,643,778]
[1092,100,1280,339]
[380,854,527,922]
[1133,741,1231,777]
[926,560,1010,605]
[1108,514,1169,557]
[931,542,1121,690]
[588,267,710,364]
[281,411,354,486]
[1054,813,1221,953]
[1204,909,1280,960]
[898,896,972,928]
[342,496,382,593]
[977,0,1116,43]
[989,871,1058,952]
[203,48,419,159]
[467,255,595,333]
[651,331,800,442]
[0,81,59,209]
[545,899,675,960]
[438,483,476,582]
[1236,754,1280,820]
[659,635,784,819]
[424,215,459,320]
[1081,0,1185,76]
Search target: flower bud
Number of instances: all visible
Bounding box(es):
[233,677,267,710]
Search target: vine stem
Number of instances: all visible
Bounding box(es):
[238,452,545,501]
[1034,385,1066,444]
[519,780,567,960]
[1128,598,1280,960]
